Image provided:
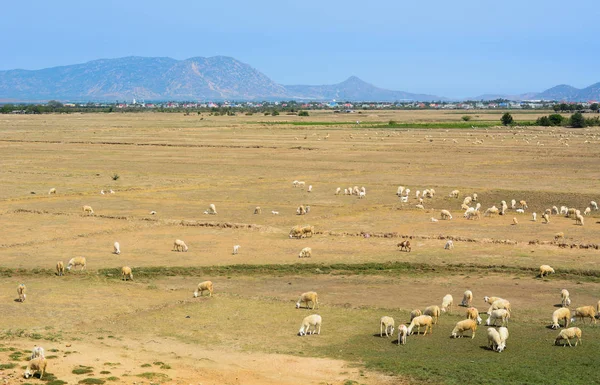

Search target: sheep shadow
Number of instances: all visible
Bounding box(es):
[553,304,564,308]
[545,324,561,330]
[372,333,395,339]
[479,345,503,352]
[13,299,22,303]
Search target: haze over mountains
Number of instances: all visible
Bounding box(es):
[0,56,598,102]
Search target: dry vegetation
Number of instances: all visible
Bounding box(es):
[1,110,599,385]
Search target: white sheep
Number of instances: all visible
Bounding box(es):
[397,186,405,196]
[552,206,559,215]
[444,240,454,250]
[515,209,524,214]
[359,191,366,199]
[424,305,441,324]
[254,206,262,214]
[48,188,56,195]
[575,214,584,226]
[298,314,322,336]
[466,307,483,324]
[344,188,349,195]
[296,291,319,309]
[17,283,26,302]
[512,217,518,225]
[542,213,550,224]
[113,241,121,255]
[461,290,473,307]
[56,261,64,276]
[551,307,571,329]
[400,196,408,203]
[573,306,596,324]
[67,256,86,271]
[173,239,189,252]
[380,316,395,337]
[292,180,299,187]
[150,210,157,215]
[308,185,313,193]
[463,196,472,206]
[233,245,240,255]
[410,309,422,322]
[415,204,424,210]
[271,210,279,215]
[449,190,460,198]
[511,199,516,209]
[440,209,453,220]
[204,203,217,215]
[560,289,571,307]
[487,328,503,352]
[30,346,45,360]
[540,264,555,278]
[407,315,433,336]
[298,247,312,258]
[397,324,408,345]
[591,201,598,210]
[560,206,569,215]
[532,212,537,221]
[193,281,214,297]
[24,357,47,379]
[121,266,133,281]
[451,319,477,339]
[486,309,510,326]
[519,200,528,209]
[584,207,591,216]
[335,187,341,195]
[441,294,454,313]
[430,217,439,223]
[497,327,509,352]
[82,205,94,215]
[555,327,582,347]
[472,193,477,201]
[487,299,511,315]
[297,181,306,188]
[483,296,502,305]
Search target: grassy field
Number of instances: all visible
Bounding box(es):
[1,110,599,385]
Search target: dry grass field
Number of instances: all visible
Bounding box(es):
[1,110,600,385]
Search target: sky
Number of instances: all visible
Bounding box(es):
[1,0,599,98]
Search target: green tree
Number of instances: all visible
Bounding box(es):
[536,116,551,126]
[590,103,599,112]
[570,112,586,128]
[271,110,279,116]
[47,100,63,109]
[298,111,309,117]
[548,114,565,126]
[461,115,472,121]
[501,112,513,126]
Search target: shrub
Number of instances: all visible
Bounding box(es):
[570,112,586,128]
[501,113,513,126]
[536,116,551,126]
[298,111,309,117]
[271,111,280,116]
[72,366,94,375]
[548,114,565,125]
[78,379,105,385]
[461,115,472,121]
[111,173,120,181]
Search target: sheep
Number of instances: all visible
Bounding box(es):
[552,206,559,215]
[407,315,433,336]
[512,217,518,225]
[497,327,509,351]
[444,240,454,250]
[271,210,279,215]
[483,296,502,305]
[397,240,411,252]
[67,256,86,271]
[597,299,600,314]
[113,241,121,255]
[449,190,460,198]
[542,213,550,224]
[298,314,321,336]
[472,193,477,201]
[204,203,217,215]
[575,214,584,226]
[400,195,408,203]
[430,217,439,223]
[254,206,262,214]
[193,281,213,297]
[591,201,598,210]
[296,205,307,215]
[451,319,477,339]
[82,205,94,215]
[486,309,510,326]
[358,190,366,199]
[461,203,470,211]
[461,290,473,307]
[23,357,47,379]
[515,208,524,214]
[560,206,569,215]
[409,309,422,322]
[520,200,528,209]
[233,245,240,255]
[441,294,454,313]
[300,225,314,238]
[335,187,341,195]
[566,208,576,218]
[121,266,133,281]
[511,199,516,209]
[48,188,56,195]
[551,307,571,329]
[540,264,555,278]
[487,328,503,352]
[292,180,299,187]
[296,291,319,309]
[573,306,596,324]
[487,299,511,315]
[424,305,441,324]
[561,289,571,307]
[397,186,405,196]
[554,232,565,242]
[463,196,472,206]
[307,185,313,193]
[56,261,64,276]
[17,283,26,302]
[485,206,499,217]
[298,247,312,258]
[532,212,537,221]
[416,190,421,199]
[555,327,582,347]
[584,207,591,216]
[297,181,306,187]
[344,188,349,195]
[173,239,189,252]
[440,209,452,220]
[380,316,395,337]
[397,324,408,345]
[466,307,483,324]
[30,346,45,360]
[150,210,157,215]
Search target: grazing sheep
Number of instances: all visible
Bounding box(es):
[483,296,502,305]
[193,281,214,297]
[407,315,433,336]
[440,209,453,220]
[204,203,217,215]
[233,245,240,255]
[344,188,349,195]
[397,324,408,345]
[424,305,441,324]
[296,205,307,215]
[554,232,564,242]
[271,210,279,215]
[566,208,576,218]
[430,217,439,222]
[560,206,568,215]
[298,247,312,258]
[297,181,306,188]
[461,290,473,307]
[515,209,524,214]
[296,291,319,309]
[552,206,559,215]
[511,199,516,209]
[597,300,600,314]
[540,264,555,278]
[575,214,584,226]
[591,201,598,210]
[512,217,518,225]
[449,190,460,198]
[254,206,262,214]
[484,206,499,217]
[416,190,421,199]
[560,289,571,307]
[551,307,571,329]
[486,309,510,326]
[472,193,477,201]
[444,240,454,250]
[292,180,299,187]
[300,225,314,238]
[463,196,472,206]
[48,188,56,195]
[380,316,395,337]
[56,261,64,276]
[555,327,582,347]
[584,207,591,216]
[542,213,550,224]
[308,185,313,193]
[121,266,133,281]
[451,319,477,339]
[173,239,189,252]
[487,299,511,315]
[397,240,411,252]
[487,328,503,352]
[298,314,322,336]
[520,200,528,209]
[441,294,454,313]
[30,346,45,360]
[497,327,509,351]
[358,191,367,199]
[23,357,47,379]
[400,196,408,203]
[82,205,94,215]
[67,257,86,271]
[466,307,483,324]
[17,283,26,302]
[397,186,405,196]
[113,242,121,255]
[573,306,596,324]
[410,309,422,322]
[532,212,537,221]
[335,187,341,195]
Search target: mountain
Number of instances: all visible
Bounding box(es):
[285,76,442,102]
[471,84,600,102]
[535,85,582,101]
[0,56,439,102]
[469,92,539,101]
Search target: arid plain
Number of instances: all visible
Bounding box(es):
[1,110,599,385]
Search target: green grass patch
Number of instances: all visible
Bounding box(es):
[103,362,120,366]
[135,373,170,382]
[140,363,151,368]
[78,379,105,385]
[106,377,119,382]
[100,371,110,375]
[0,362,17,369]
[46,355,59,359]
[46,380,67,385]
[72,366,94,375]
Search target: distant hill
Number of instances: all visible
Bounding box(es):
[471,85,600,102]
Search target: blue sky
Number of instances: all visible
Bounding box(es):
[1,0,598,98]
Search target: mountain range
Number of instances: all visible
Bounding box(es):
[0,56,598,102]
